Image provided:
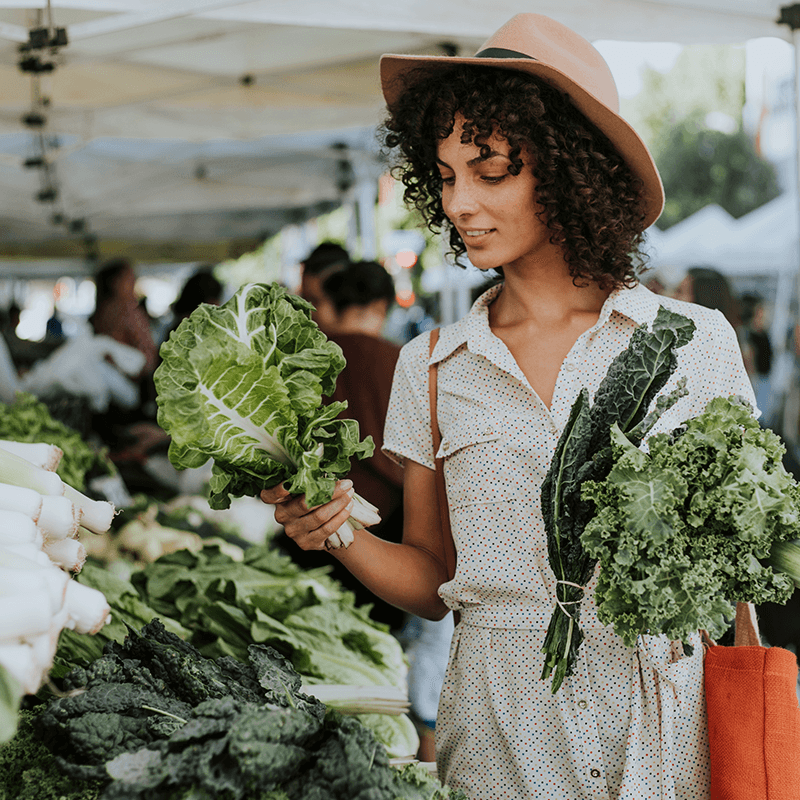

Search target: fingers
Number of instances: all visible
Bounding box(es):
[259,482,292,505]
[262,479,355,552]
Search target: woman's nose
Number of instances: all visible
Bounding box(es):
[444,179,478,219]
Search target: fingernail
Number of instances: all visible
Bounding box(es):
[340,479,353,490]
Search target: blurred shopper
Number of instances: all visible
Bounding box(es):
[740,292,774,423]
[672,266,755,376]
[280,259,407,629]
[90,259,158,378]
[159,265,223,345]
[298,241,349,332]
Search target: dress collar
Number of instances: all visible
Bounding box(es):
[428,280,663,367]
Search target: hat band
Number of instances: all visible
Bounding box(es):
[475,47,536,61]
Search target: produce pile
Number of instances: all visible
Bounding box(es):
[155,282,380,548]
[0,435,115,742]
[56,541,419,758]
[2,621,466,800]
[541,306,800,692]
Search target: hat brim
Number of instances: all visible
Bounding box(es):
[380,53,664,230]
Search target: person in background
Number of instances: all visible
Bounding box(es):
[280,259,408,631]
[158,266,223,346]
[298,241,349,332]
[90,259,158,379]
[740,292,773,422]
[671,265,756,376]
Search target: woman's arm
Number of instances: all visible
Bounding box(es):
[260,458,450,620]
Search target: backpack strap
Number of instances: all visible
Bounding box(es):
[428,329,459,625]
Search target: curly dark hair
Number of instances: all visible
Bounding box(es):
[381,65,648,289]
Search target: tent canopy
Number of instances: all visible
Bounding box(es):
[0,1,794,271]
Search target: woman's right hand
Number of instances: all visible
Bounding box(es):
[259,479,354,552]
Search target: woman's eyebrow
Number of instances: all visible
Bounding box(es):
[435,151,509,169]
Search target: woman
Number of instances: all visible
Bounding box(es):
[90,259,158,378]
[261,14,754,799]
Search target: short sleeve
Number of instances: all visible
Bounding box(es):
[681,308,760,420]
[707,310,759,417]
[382,332,435,470]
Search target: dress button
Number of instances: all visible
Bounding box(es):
[577,699,588,709]
[565,363,577,372]
[590,769,601,778]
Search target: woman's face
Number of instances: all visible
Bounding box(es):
[436,116,550,272]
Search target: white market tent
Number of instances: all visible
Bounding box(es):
[0,0,795,275]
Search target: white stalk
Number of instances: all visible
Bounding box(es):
[0,483,43,520]
[0,441,63,472]
[62,485,115,534]
[0,546,52,571]
[44,538,87,573]
[0,567,69,615]
[333,520,355,549]
[0,448,64,497]
[0,511,43,548]
[0,642,42,694]
[0,593,56,640]
[64,580,111,635]
[38,496,81,541]
[2,541,50,565]
[348,493,381,529]
[325,531,344,549]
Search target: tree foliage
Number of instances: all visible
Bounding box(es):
[655,113,781,230]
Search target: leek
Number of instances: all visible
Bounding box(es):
[0,441,62,472]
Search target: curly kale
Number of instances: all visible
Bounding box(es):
[582,396,799,648]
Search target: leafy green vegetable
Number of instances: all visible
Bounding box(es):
[52,561,191,678]
[540,306,695,691]
[34,622,463,800]
[154,282,373,509]
[0,705,103,800]
[0,392,114,491]
[581,396,799,647]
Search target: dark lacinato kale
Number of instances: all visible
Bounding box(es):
[36,620,325,782]
[32,621,463,800]
[540,306,695,692]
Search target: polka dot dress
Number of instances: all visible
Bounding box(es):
[383,283,757,800]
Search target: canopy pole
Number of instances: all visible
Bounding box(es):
[778,5,800,376]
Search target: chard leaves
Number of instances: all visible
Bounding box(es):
[155,283,373,509]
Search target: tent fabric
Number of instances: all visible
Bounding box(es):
[0,1,794,267]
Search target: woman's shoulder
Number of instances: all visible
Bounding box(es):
[631,285,734,337]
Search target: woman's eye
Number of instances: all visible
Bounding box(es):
[481,175,507,184]
[440,175,455,185]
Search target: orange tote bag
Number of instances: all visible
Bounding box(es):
[704,602,800,800]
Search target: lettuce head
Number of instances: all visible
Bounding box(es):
[154,282,374,509]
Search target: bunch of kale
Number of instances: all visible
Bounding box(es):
[35,620,464,799]
[539,306,696,692]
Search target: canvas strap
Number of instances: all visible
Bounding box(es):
[428,329,459,625]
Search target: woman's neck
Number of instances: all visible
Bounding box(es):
[492,259,612,329]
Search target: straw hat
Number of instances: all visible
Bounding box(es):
[380,13,664,229]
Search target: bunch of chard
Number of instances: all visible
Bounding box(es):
[539,306,696,692]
